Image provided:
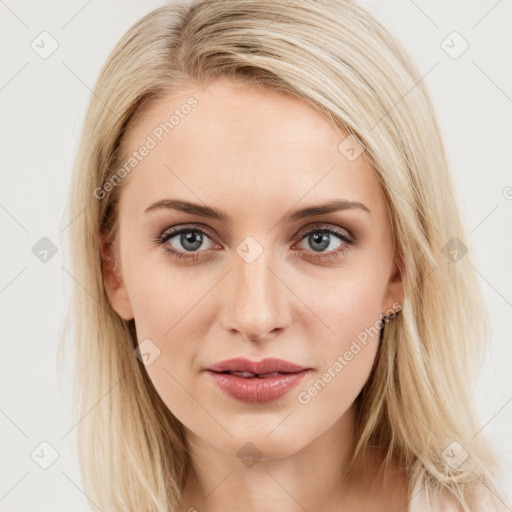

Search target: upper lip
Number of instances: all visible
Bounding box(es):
[205,357,309,374]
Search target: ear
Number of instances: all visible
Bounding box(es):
[100,234,134,321]
[381,255,404,316]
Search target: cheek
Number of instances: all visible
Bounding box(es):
[300,258,388,350]
[334,280,384,342]
[124,250,208,339]
[122,263,215,423]
[307,290,382,400]
[295,263,387,405]
[130,292,206,433]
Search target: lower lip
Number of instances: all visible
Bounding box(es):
[207,370,309,403]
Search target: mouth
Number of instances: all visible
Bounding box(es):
[214,370,297,378]
[206,369,309,403]
[205,357,310,375]
[204,358,311,403]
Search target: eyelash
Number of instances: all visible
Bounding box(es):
[153,223,355,264]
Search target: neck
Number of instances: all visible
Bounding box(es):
[180,403,370,512]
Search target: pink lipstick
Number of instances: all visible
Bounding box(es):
[205,357,310,403]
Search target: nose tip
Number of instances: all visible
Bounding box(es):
[243,327,283,344]
[221,252,291,344]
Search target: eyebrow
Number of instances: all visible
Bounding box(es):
[144,198,371,223]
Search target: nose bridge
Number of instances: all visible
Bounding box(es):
[221,236,290,341]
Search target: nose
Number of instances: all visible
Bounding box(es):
[220,246,292,343]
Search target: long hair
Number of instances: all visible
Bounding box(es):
[58,0,506,510]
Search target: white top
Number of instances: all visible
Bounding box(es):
[408,474,511,512]
[407,476,450,512]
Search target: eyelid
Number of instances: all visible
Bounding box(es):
[294,223,355,245]
[159,223,219,241]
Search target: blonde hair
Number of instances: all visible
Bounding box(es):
[59,0,507,510]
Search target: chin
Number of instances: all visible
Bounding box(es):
[214,422,312,462]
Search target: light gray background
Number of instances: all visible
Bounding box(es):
[1,1,511,510]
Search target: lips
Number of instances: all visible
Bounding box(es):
[205,357,309,376]
[204,357,311,403]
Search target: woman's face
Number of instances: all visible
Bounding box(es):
[103,77,403,460]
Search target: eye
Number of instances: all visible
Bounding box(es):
[292,224,355,263]
[154,225,219,262]
[153,223,355,264]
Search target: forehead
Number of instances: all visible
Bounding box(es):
[117,77,384,220]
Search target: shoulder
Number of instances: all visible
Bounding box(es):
[423,486,461,512]
[411,475,511,512]
[466,481,512,512]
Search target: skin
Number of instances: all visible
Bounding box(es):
[103,77,406,511]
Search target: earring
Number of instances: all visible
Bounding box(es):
[381,308,400,322]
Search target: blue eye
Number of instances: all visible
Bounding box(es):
[155,227,218,262]
[298,229,345,252]
[293,225,354,263]
[154,224,355,263]
[166,229,215,252]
